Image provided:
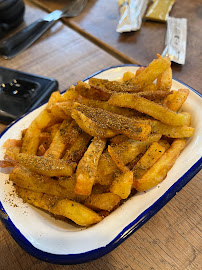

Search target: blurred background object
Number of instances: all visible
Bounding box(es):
[0,0,25,39]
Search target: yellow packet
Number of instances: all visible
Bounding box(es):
[145,0,175,22]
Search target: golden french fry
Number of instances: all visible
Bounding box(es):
[58,175,87,202]
[44,119,72,158]
[84,193,121,211]
[75,137,106,196]
[132,142,166,179]
[139,118,195,138]
[48,91,62,104]
[135,90,172,101]
[9,166,72,198]
[135,67,160,91]
[60,85,79,102]
[53,198,102,226]
[15,153,76,177]
[97,134,162,185]
[108,145,129,173]
[143,83,157,92]
[107,144,134,199]
[158,140,170,151]
[21,122,41,154]
[47,101,73,118]
[122,71,135,81]
[110,171,133,199]
[45,123,61,139]
[16,187,102,226]
[21,92,62,154]
[110,135,128,145]
[3,139,22,148]
[71,109,117,138]
[46,102,72,120]
[166,89,189,111]
[128,57,171,90]
[135,66,145,76]
[75,81,110,101]
[156,67,172,91]
[134,139,186,191]
[63,131,92,162]
[156,53,172,91]
[89,77,141,93]
[73,103,151,141]
[80,98,138,117]
[108,93,190,126]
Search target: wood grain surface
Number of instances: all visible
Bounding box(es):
[32,0,202,91]
[0,1,201,270]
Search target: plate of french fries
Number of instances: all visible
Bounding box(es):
[0,55,201,264]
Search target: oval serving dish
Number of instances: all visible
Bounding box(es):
[0,65,202,264]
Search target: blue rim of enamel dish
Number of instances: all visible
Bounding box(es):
[0,65,202,265]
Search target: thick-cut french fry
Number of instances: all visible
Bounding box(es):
[16,187,102,226]
[156,54,172,91]
[135,66,145,76]
[75,138,106,196]
[134,139,186,191]
[110,135,129,145]
[46,102,72,120]
[122,71,135,81]
[139,118,195,138]
[57,175,88,202]
[156,67,172,91]
[127,67,158,91]
[158,140,170,151]
[45,123,61,139]
[73,103,151,141]
[108,145,128,173]
[53,198,102,226]
[21,122,41,154]
[143,83,157,92]
[128,57,171,90]
[135,90,172,101]
[47,101,73,118]
[3,139,22,148]
[132,142,166,179]
[15,153,76,177]
[97,134,162,185]
[84,193,121,211]
[9,166,73,198]
[75,81,110,101]
[108,145,133,199]
[37,132,52,156]
[44,119,72,158]
[109,93,190,126]
[71,109,117,138]
[48,91,62,104]
[63,131,91,162]
[89,78,141,93]
[80,98,138,117]
[60,85,79,102]
[108,139,134,199]
[110,171,133,199]
[21,92,62,154]
[166,89,189,111]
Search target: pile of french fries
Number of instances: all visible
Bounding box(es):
[0,55,195,227]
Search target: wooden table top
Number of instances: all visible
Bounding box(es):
[0,1,201,270]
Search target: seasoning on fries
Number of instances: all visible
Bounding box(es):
[1,55,194,227]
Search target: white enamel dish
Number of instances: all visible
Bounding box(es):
[0,65,201,264]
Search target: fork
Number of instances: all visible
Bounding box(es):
[0,0,88,59]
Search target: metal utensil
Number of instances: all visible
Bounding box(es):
[0,0,88,59]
